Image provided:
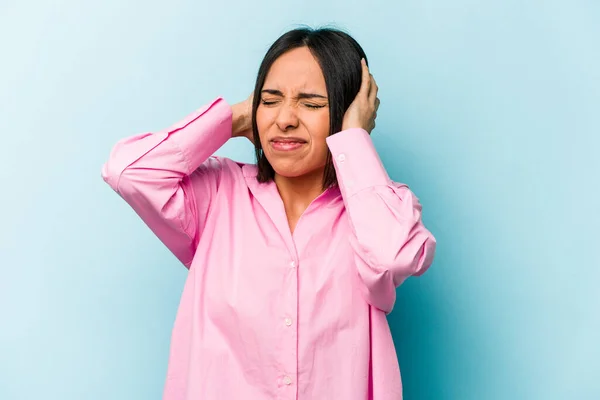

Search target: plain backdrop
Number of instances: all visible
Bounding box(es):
[1,1,598,399]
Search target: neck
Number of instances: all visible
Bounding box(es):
[274,167,325,217]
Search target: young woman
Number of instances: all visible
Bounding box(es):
[102,27,436,400]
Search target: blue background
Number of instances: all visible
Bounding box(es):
[1,1,598,399]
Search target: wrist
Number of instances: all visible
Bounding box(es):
[231,103,251,137]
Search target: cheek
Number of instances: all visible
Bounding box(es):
[307,111,330,151]
[255,107,273,146]
[311,111,330,137]
[255,107,268,132]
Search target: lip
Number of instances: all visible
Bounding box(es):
[269,136,307,152]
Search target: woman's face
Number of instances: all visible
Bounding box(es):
[256,46,330,179]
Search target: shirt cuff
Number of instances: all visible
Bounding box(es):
[167,97,233,174]
[326,128,391,197]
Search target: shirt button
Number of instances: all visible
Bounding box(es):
[338,153,346,163]
[284,317,293,326]
[290,261,296,268]
[283,375,292,385]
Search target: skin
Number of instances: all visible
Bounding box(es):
[232,47,380,233]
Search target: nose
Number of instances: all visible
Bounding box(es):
[275,103,299,132]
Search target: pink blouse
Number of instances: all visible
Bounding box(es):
[101,97,436,399]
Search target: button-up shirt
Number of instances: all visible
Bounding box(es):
[101,97,436,399]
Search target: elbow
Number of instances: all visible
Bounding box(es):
[356,231,436,314]
[101,157,133,195]
[101,158,121,192]
[101,151,140,196]
[101,139,148,196]
[101,141,127,192]
[364,227,437,284]
[356,266,397,314]
[410,233,436,277]
[391,228,436,280]
[101,163,153,205]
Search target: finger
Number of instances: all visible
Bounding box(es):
[360,58,371,97]
[374,97,380,111]
[369,75,378,103]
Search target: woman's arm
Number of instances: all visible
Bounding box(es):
[326,128,436,313]
[101,96,246,268]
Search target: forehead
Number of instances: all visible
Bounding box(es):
[263,47,326,93]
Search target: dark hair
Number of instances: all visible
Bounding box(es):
[251,27,368,189]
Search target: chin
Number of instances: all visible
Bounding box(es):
[271,162,306,178]
[270,159,325,180]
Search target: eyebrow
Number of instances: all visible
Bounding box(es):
[261,89,328,100]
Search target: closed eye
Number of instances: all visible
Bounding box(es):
[262,99,325,109]
[304,103,326,109]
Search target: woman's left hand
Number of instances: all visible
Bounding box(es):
[341,58,380,134]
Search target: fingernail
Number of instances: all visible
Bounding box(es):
[361,58,365,65]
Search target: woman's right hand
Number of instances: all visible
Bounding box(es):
[231,92,254,143]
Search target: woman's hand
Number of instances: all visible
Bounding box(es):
[231,92,254,143]
[342,59,380,134]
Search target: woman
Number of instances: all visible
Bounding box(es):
[102,27,436,400]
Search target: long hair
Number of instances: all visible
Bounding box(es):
[251,27,368,189]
